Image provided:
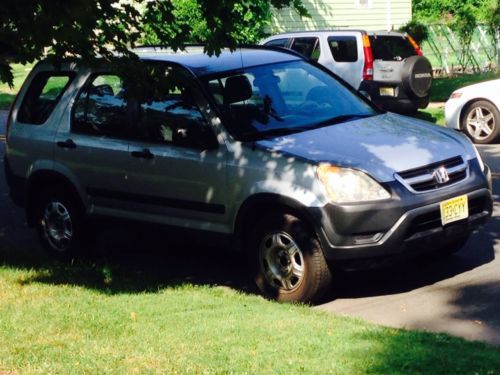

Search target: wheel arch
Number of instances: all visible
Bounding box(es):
[233,193,321,252]
[25,170,87,226]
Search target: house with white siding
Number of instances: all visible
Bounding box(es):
[271,0,412,33]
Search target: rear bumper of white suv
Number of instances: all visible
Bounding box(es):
[359,80,429,113]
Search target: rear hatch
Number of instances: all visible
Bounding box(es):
[370,33,418,82]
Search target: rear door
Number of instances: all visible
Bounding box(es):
[322,33,364,89]
[370,33,417,82]
[53,73,132,210]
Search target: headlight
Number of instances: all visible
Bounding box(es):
[317,164,390,203]
[472,144,485,171]
[449,91,462,99]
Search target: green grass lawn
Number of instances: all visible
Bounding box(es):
[415,107,445,126]
[0,252,500,374]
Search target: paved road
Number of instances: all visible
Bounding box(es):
[1,111,499,345]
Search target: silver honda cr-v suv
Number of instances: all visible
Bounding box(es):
[4,46,492,303]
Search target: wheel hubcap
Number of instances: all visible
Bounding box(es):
[466,106,495,141]
[41,201,73,252]
[259,232,305,291]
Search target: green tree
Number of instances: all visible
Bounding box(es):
[0,0,307,85]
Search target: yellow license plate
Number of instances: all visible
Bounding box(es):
[379,87,395,96]
[440,195,468,226]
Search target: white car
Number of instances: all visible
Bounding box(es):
[445,79,500,144]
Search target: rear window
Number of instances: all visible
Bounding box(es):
[369,35,417,61]
[18,72,74,124]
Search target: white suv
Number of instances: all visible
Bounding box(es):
[262,30,433,113]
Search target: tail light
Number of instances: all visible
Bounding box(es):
[362,34,373,81]
[406,34,423,56]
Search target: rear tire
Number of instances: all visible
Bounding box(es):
[248,213,332,303]
[34,189,88,259]
[461,100,500,144]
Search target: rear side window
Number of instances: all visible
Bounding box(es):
[290,37,321,62]
[72,74,129,139]
[369,36,417,61]
[265,38,289,48]
[18,72,74,124]
[328,36,358,62]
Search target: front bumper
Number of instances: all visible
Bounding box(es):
[310,161,493,262]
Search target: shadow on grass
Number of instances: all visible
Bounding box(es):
[2,223,258,296]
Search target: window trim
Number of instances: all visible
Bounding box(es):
[17,71,76,125]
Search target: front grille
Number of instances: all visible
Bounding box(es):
[395,156,467,193]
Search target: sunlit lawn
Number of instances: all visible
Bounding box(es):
[1,252,500,374]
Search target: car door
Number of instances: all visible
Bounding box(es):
[53,73,133,211]
[321,33,364,89]
[126,64,228,233]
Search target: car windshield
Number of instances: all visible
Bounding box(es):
[204,60,377,141]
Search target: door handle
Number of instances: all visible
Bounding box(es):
[56,139,76,149]
[131,148,154,160]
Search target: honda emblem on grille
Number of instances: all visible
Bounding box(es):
[432,166,450,184]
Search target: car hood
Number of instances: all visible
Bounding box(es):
[256,113,474,182]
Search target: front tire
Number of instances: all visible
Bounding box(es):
[461,100,500,144]
[248,213,332,303]
[34,189,86,259]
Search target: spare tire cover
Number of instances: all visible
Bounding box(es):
[401,56,433,98]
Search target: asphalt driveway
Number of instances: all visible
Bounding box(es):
[1,110,499,345]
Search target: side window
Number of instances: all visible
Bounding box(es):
[72,74,129,139]
[328,36,358,62]
[290,37,321,62]
[264,38,289,48]
[18,72,74,125]
[134,66,212,149]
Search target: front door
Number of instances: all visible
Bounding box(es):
[126,65,228,233]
